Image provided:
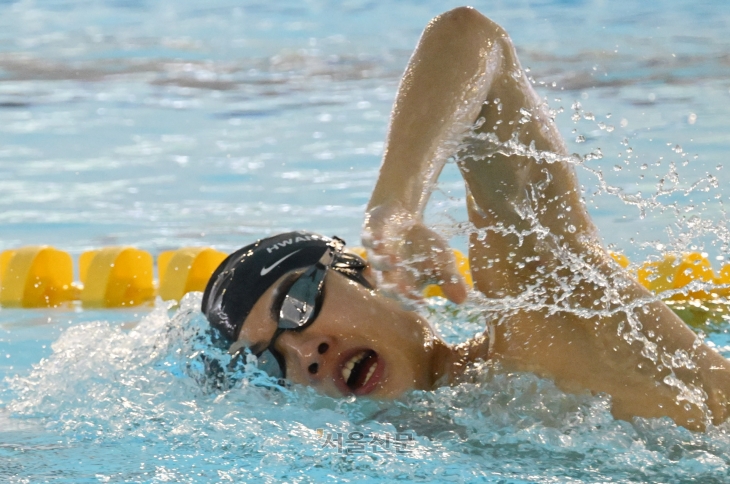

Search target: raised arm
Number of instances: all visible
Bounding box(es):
[364,7,505,302]
[364,7,730,430]
[366,7,501,215]
[363,7,590,301]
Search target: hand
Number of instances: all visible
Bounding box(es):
[362,203,468,304]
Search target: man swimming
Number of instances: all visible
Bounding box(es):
[202,7,730,431]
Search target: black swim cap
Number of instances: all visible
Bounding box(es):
[201,231,369,344]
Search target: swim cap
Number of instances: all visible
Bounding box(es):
[201,231,369,343]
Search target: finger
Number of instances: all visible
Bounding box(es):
[380,265,423,303]
[431,247,468,304]
[440,273,468,304]
[361,229,391,253]
[360,230,376,249]
[396,272,424,302]
[368,252,396,272]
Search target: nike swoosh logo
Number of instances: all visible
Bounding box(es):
[260,249,301,276]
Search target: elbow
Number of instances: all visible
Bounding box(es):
[430,7,508,39]
[421,7,513,62]
[438,6,483,24]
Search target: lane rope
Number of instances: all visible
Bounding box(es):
[0,246,727,308]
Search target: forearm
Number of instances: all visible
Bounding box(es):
[367,7,504,216]
[364,7,593,300]
[368,7,594,256]
[441,13,599,295]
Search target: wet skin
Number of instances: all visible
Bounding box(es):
[233,6,730,431]
[360,6,730,430]
[236,269,456,398]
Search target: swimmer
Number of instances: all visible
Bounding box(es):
[202,7,730,431]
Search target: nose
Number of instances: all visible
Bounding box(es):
[276,331,333,379]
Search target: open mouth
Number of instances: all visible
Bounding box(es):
[341,349,379,393]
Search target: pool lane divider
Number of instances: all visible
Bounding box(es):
[0,246,728,308]
[0,246,227,308]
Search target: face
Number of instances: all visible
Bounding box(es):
[236,270,441,398]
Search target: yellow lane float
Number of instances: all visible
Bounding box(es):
[0,246,76,308]
[79,247,155,308]
[637,252,720,300]
[0,245,729,309]
[157,248,227,302]
[0,246,227,308]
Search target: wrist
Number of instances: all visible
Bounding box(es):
[367,171,430,216]
[364,201,419,232]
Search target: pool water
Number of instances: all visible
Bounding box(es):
[2,0,730,482]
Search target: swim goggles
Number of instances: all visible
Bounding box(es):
[228,237,369,379]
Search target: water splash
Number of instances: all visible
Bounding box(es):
[5,294,730,482]
[422,88,730,431]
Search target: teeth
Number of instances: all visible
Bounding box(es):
[341,351,367,383]
[363,362,377,386]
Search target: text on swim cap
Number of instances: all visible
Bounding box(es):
[265,235,320,254]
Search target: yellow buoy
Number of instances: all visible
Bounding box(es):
[80,247,155,307]
[637,253,715,299]
[158,247,227,301]
[0,246,76,308]
[346,247,368,260]
[609,252,630,269]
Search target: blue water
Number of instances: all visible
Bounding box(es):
[2,0,730,482]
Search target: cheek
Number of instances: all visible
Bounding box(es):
[340,306,397,342]
[325,283,430,351]
[367,310,430,358]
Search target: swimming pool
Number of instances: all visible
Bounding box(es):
[2,0,730,482]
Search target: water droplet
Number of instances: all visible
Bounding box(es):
[518,108,532,124]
